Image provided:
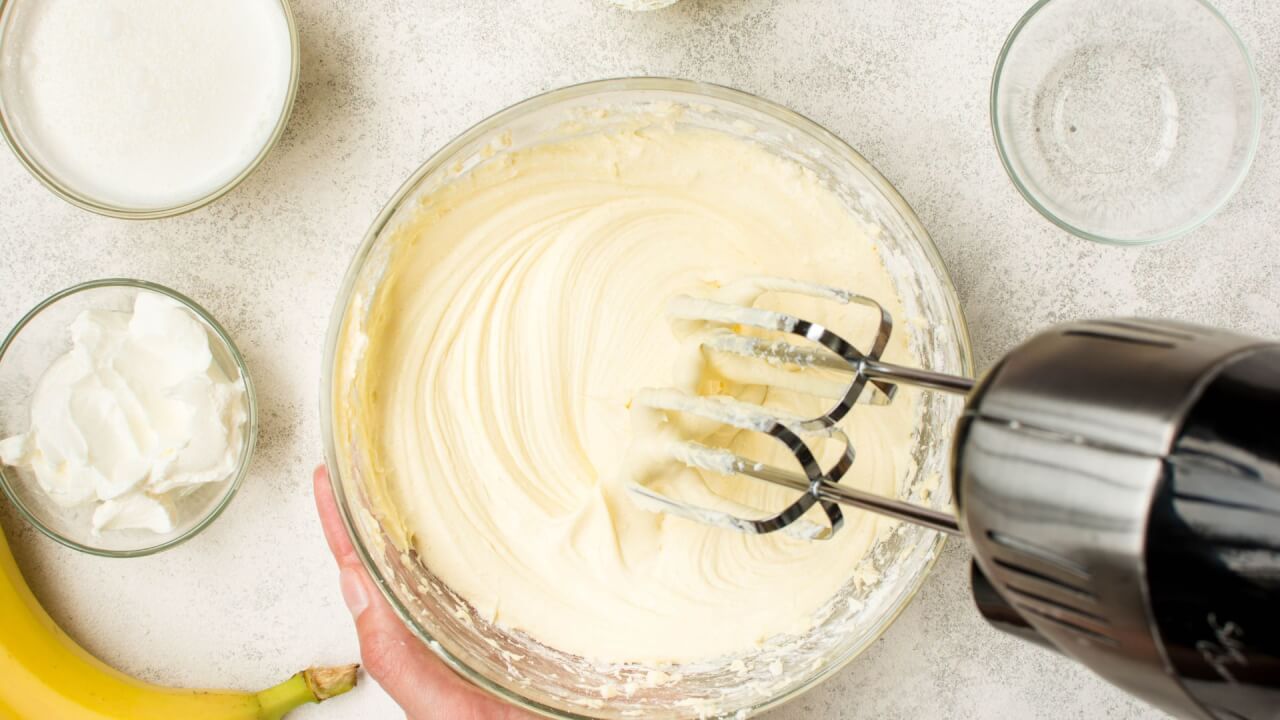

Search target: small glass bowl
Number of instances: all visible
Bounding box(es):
[991,0,1260,245]
[0,0,300,219]
[0,279,258,557]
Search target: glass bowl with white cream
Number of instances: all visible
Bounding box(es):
[0,279,257,557]
[0,0,299,219]
[325,78,972,718]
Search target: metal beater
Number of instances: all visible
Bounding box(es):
[630,277,1280,720]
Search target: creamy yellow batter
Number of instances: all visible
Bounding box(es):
[344,123,919,665]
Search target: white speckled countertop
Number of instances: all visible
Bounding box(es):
[1,1,1276,718]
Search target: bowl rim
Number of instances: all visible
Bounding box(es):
[989,0,1262,246]
[0,278,259,558]
[0,0,301,220]
[320,76,975,719]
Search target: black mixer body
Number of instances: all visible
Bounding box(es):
[953,320,1280,720]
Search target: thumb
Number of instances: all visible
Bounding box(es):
[314,465,529,720]
[341,557,484,719]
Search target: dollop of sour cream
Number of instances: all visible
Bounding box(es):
[0,292,247,534]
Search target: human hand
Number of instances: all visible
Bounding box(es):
[313,465,535,720]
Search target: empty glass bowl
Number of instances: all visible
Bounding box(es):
[0,279,257,556]
[992,0,1260,245]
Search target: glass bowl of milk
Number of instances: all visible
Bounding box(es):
[0,0,299,218]
[0,279,258,556]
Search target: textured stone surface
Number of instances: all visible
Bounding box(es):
[0,0,1275,718]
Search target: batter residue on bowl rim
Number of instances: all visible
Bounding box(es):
[339,119,921,666]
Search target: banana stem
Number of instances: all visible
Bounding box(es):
[255,665,359,720]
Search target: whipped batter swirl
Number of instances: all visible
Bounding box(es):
[342,125,919,664]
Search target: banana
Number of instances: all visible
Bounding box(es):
[0,525,358,720]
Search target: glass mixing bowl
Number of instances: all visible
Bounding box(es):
[323,78,973,719]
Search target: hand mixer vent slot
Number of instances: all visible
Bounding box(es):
[1002,583,1108,624]
[986,530,1092,580]
[1086,319,1201,343]
[990,557,1096,600]
[1014,604,1118,647]
[1062,329,1176,349]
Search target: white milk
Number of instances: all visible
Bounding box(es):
[0,0,292,210]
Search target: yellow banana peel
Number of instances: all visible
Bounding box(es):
[0,526,358,720]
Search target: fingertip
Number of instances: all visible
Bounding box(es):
[312,462,358,565]
[339,566,370,619]
[313,464,330,502]
[349,566,535,719]
[353,592,453,718]
[312,464,329,513]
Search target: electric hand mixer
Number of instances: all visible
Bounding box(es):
[630,277,1280,720]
